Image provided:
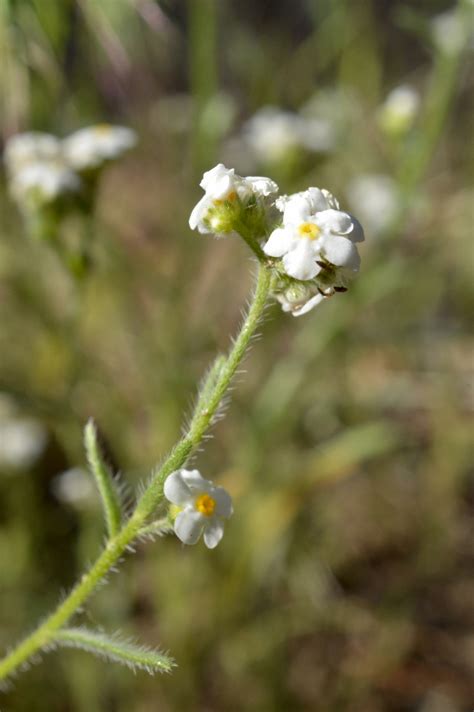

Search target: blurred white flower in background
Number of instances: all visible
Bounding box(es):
[10,161,82,206]
[3,132,61,175]
[164,469,233,548]
[62,125,137,172]
[264,187,364,283]
[3,125,137,219]
[302,87,359,126]
[346,174,399,235]
[0,418,48,471]
[242,106,334,164]
[52,467,94,506]
[377,85,420,136]
[431,6,472,55]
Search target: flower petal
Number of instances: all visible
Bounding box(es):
[180,469,214,494]
[322,235,360,270]
[263,227,296,257]
[164,470,193,505]
[200,164,236,199]
[213,487,233,518]
[282,240,321,280]
[282,195,313,225]
[305,187,330,213]
[316,209,353,235]
[348,214,365,243]
[292,293,326,316]
[244,176,279,196]
[174,510,204,545]
[203,519,225,549]
[189,195,211,231]
[321,189,340,210]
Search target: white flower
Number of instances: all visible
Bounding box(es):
[164,469,233,549]
[276,288,326,317]
[242,106,334,163]
[62,124,137,171]
[264,187,364,282]
[189,163,278,234]
[52,467,94,505]
[3,132,61,174]
[377,85,420,135]
[0,418,48,471]
[10,160,81,205]
[243,107,303,162]
[346,174,399,235]
[431,8,471,55]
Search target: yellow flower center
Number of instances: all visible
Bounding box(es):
[195,493,216,517]
[94,124,113,136]
[213,191,237,206]
[298,222,320,240]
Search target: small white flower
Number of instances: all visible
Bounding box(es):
[0,418,48,471]
[189,163,278,234]
[264,187,363,282]
[243,107,304,162]
[377,85,420,135]
[276,287,326,317]
[52,467,94,505]
[4,132,61,174]
[164,469,233,549]
[62,124,137,171]
[10,160,81,205]
[346,174,399,235]
[431,7,471,55]
[242,106,334,163]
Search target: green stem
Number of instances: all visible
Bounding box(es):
[0,263,273,685]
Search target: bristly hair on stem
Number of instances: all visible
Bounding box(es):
[0,263,274,687]
[52,628,175,675]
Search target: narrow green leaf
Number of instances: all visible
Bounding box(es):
[54,627,175,675]
[84,419,123,538]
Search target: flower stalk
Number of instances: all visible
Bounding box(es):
[0,263,273,685]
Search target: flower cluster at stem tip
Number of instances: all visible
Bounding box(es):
[189,163,365,317]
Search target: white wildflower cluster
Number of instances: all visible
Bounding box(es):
[189,163,278,236]
[164,469,233,549]
[3,125,137,213]
[241,106,334,164]
[189,164,365,317]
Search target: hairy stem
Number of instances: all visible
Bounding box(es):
[0,263,273,685]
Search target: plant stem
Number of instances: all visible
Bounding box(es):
[0,263,273,685]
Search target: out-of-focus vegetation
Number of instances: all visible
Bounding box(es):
[0,0,473,710]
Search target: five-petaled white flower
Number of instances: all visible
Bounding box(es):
[164,469,233,549]
[263,187,364,282]
[189,163,278,234]
[62,124,137,171]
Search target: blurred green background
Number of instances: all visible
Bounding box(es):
[0,0,473,710]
